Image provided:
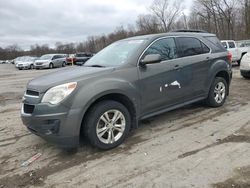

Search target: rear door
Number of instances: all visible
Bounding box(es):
[175,37,211,99]
[53,55,61,67]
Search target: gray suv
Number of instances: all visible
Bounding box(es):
[21,31,232,150]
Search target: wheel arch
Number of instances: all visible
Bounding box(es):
[79,92,138,139]
[206,59,231,96]
[213,70,231,96]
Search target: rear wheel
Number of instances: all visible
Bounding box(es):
[49,63,54,69]
[30,64,34,69]
[62,62,66,67]
[84,100,131,150]
[206,77,228,107]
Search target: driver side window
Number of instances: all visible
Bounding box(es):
[143,38,178,61]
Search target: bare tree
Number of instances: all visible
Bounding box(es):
[136,14,160,34]
[150,0,184,32]
[189,0,240,39]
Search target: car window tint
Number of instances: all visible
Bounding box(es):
[228,42,236,48]
[177,37,208,57]
[206,36,225,50]
[202,42,210,53]
[143,38,177,61]
[221,42,228,49]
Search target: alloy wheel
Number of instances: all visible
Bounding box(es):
[214,82,226,104]
[96,109,126,144]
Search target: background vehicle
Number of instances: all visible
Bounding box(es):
[35,54,67,69]
[21,31,232,150]
[14,56,29,66]
[66,52,93,66]
[240,52,250,78]
[236,40,250,48]
[221,40,249,65]
[15,56,37,70]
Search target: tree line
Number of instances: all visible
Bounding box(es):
[1,0,250,60]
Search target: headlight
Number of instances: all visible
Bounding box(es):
[41,82,77,105]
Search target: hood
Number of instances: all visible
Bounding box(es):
[27,66,114,92]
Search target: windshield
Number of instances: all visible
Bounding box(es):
[84,39,145,67]
[17,56,33,61]
[39,54,53,60]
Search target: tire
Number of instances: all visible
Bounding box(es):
[30,64,34,69]
[206,77,228,107]
[84,100,131,150]
[240,71,250,79]
[241,74,250,79]
[49,63,54,69]
[62,62,66,67]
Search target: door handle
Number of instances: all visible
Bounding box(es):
[174,65,182,70]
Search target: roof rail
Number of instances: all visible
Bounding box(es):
[171,29,208,33]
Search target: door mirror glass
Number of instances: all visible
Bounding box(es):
[140,54,162,65]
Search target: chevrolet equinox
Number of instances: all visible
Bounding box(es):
[21,31,232,150]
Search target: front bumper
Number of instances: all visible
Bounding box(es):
[21,102,82,148]
[35,64,49,69]
[17,64,30,69]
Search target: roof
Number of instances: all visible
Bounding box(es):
[122,31,216,42]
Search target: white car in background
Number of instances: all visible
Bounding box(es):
[240,52,250,78]
[34,54,67,69]
[15,56,37,70]
[221,40,249,65]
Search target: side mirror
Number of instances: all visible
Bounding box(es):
[140,54,162,66]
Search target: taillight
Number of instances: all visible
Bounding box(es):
[227,51,232,63]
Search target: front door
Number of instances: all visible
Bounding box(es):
[137,37,190,115]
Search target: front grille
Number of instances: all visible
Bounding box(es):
[36,63,43,65]
[23,104,35,114]
[26,90,39,96]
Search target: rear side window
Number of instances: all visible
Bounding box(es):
[205,36,225,50]
[228,42,236,48]
[202,43,210,53]
[143,38,177,61]
[221,42,228,49]
[176,37,209,57]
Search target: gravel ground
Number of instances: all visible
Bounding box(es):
[0,64,250,188]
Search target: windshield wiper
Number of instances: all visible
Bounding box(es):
[86,64,106,68]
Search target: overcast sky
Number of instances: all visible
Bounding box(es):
[0,0,193,49]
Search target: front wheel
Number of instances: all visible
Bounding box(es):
[49,63,54,69]
[30,64,34,69]
[84,100,131,150]
[206,77,228,107]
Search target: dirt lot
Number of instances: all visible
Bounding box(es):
[0,64,250,188]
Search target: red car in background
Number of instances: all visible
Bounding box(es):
[66,52,93,65]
